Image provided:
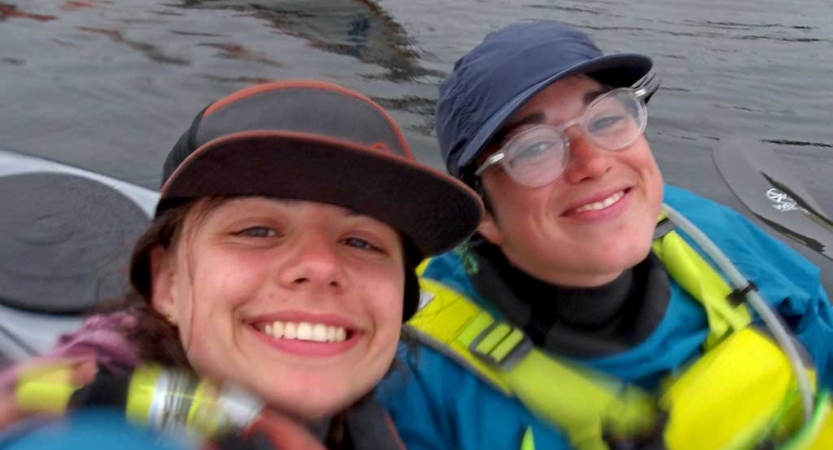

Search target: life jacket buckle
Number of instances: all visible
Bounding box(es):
[468,320,533,371]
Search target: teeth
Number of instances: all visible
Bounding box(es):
[312,324,327,342]
[263,321,348,343]
[574,191,624,213]
[284,322,297,339]
[297,322,312,340]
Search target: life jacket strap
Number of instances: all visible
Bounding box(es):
[413,279,660,450]
[464,314,532,371]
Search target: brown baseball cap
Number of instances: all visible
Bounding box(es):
[157,80,483,257]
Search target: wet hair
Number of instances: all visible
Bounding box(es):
[121,197,422,368]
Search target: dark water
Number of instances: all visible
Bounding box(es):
[1,0,832,277]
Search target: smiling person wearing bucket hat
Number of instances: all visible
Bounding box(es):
[0,80,483,449]
[377,21,833,450]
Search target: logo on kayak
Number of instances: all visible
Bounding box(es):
[766,188,798,212]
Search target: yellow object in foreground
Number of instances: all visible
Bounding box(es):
[15,362,79,414]
[661,328,817,449]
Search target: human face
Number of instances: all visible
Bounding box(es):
[477,75,664,287]
[150,198,405,420]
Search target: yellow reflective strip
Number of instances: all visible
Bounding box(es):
[520,427,535,450]
[491,328,526,362]
[456,312,495,346]
[474,323,512,355]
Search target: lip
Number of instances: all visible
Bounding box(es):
[562,187,631,215]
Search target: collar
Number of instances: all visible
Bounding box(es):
[465,237,670,357]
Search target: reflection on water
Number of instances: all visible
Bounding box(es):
[0,2,56,21]
[199,42,283,67]
[179,0,436,82]
[0,0,831,282]
[78,26,189,65]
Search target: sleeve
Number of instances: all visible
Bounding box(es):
[788,283,833,390]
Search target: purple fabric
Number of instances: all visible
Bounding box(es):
[50,312,141,373]
[0,312,139,394]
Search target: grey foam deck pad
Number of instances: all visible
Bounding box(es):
[0,172,150,313]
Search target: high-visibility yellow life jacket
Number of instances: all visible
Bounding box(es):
[408,215,832,450]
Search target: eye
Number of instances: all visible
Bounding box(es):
[509,141,554,167]
[234,226,278,238]
[587,114,627,133]
[341,236,382,253]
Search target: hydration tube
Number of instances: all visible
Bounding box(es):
[662,203,815,424]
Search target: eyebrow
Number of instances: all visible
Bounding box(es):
[490,87,611,147]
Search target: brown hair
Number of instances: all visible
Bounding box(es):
[120,200,198,369]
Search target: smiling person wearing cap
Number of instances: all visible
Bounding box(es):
[377,21,833,450]
[0,80,482,449]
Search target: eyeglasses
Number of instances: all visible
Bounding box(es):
[473,88,648,187]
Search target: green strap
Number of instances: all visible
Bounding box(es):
[520,427,536,450]
[652,227,752,350]
[456,309,658,450]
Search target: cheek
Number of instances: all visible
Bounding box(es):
[176,253,265,344]
[629,142,663,184]
[488,176,551,219]
[363,266,405,329]
[196,252,266,301]
[637,153,664,207]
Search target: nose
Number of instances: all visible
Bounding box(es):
[560,126,613,184]
[277,233,346,291]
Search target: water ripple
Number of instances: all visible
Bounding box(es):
[0,2,57,21]
[764,139,833,149]
[77,26,190,65]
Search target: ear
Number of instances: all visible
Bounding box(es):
[477,210,504,246]
[149,245,178,324]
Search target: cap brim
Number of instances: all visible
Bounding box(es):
[160,131,483,257]
[457,53,653,170]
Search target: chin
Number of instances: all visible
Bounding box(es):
[263,372,373,419]
[594,236,653,273]
[282,386,361,421]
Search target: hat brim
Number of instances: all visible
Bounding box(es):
[457,53,653,170]
[160,131,483,257]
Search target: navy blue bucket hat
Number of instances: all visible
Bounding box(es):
[437,21,656,179]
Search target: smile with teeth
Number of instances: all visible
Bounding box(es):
[262,321,349,343]
[573,190,625,213]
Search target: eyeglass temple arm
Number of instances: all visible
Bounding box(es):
[632,69,661,102]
